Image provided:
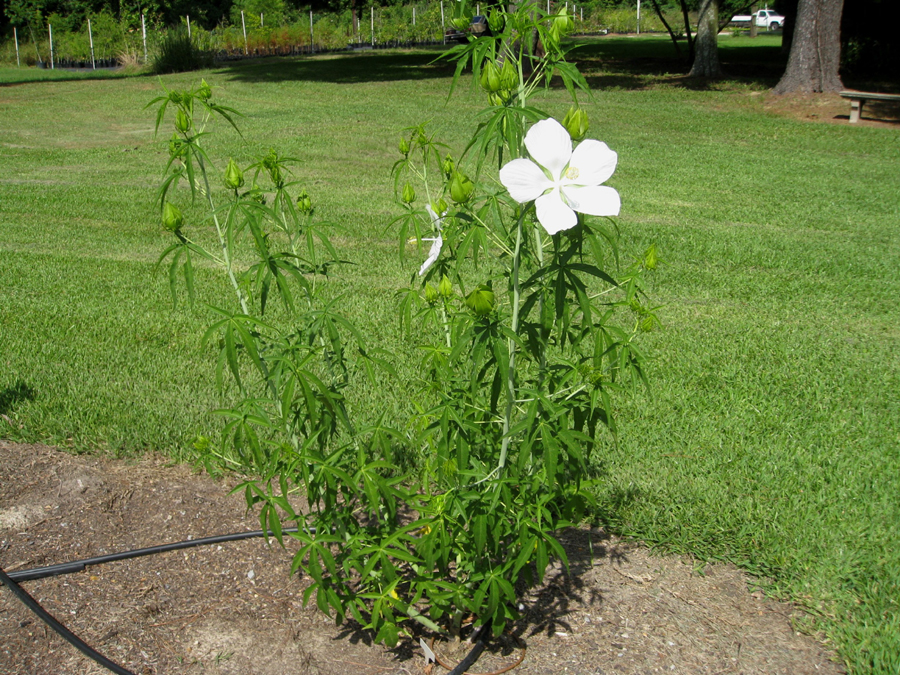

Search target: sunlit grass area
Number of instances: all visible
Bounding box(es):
[1,37,898,673]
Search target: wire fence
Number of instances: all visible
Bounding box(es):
[0,4,679,69]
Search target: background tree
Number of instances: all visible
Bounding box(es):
[773,0,844,94]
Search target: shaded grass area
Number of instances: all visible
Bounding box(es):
[1,39,898,673]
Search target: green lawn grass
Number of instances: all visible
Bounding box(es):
[1,36,898,673]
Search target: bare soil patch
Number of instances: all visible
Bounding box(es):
[1,441,844,674]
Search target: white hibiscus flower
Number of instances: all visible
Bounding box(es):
[499,117,621,235]
[418,204,444,277]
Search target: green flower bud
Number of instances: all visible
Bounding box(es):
[424,283,439,304]
[175,108,191,133]
[399,136,410,156]
[449,170,474,204]
[451,17,468,30]
[197,79,212,101]
[438,274,453,298]
[402,182,416,204]
[162,202,184,232]
[168,133,185,158]
[297,189,312,214]
[442,154,455,179]
[550,8,574,41]
[168,90,182,105]
[562,106,589,142]
[488,9,505,33]
[224,158,245,190]
[499,59,518,91]
[480,61,501,93]
[465,284,495,316]
[434,198,448,215]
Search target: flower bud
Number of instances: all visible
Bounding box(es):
[168,90,182,105]
[297,189,312,214]
[175,108,191,133]
[465,284,495,316]
[551,8,574,39]
[499,59,518,91]
[162,202,184,232]
[449,170,474,204]
[488,9,505,33]
[434,198,448,215]
[424,283,439,304]
[401,182,416,204]
[438,274,453,298]
[562,106,589,142]
[442,154,455,179]
[197,79,212,101]
[480,61,501,93]
[399,136,410,156]
[168,133,185,158]
[224,158,245,190]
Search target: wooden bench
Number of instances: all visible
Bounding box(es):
[840,90,900,123]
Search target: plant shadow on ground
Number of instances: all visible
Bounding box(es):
[0,381,35,417]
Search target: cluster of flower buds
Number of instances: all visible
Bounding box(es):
[297,189,312,214]
[479,58,518,105]
[196,79,212,101]
[424,274,454,304]
[261,149,285,189]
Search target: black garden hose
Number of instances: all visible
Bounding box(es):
[0,564,136,675]
[5,527,302,582]
[0,527,304,675]
[2,526,505,675]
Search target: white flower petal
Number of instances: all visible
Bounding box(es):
[500,158,553,204]
[567,140,618,187]
[562,185,621,217]
[418,236,443,276]
[525,118,572,180]
[535,190,578,234]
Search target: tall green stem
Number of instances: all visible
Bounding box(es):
[196,150,249,316]
[498,210,525,472]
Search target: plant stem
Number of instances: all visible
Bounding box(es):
[498,209,525,473]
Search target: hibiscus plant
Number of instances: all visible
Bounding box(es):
[150,0,657,651]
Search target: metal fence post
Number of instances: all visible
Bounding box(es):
[88,18,96,69]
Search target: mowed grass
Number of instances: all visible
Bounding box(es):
[1,36,898,673]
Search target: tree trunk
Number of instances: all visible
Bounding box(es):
[773,0,844,94]
[689,0,723,78]
[780,0,799,55]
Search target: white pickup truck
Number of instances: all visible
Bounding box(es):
[730,9,786,30]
